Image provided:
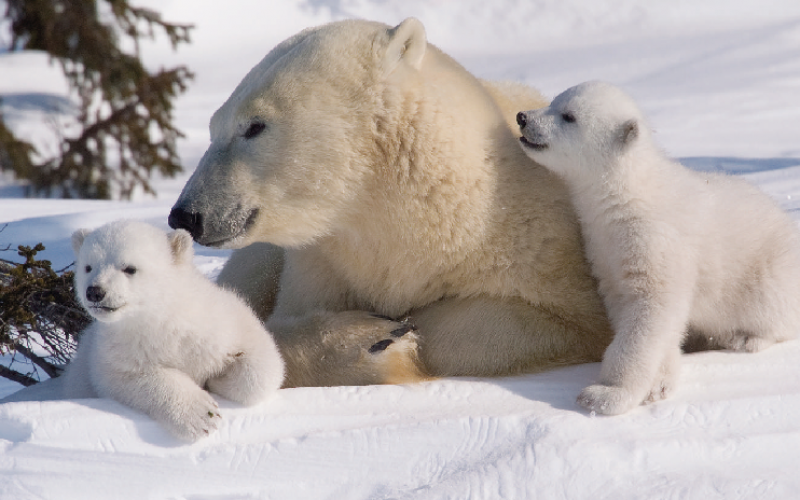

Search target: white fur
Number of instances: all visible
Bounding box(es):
[62,220,284,440]
[170,19,616,387]
[519,81,800,415]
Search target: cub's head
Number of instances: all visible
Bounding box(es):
[72,220,194,323]
[517,81,646,181]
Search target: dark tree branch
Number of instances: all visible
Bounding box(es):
[13,342,62,379]
[0,364,37,387]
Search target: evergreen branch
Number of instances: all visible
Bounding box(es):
[0,0,194,199]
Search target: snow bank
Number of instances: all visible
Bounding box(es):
[3,341,800,499]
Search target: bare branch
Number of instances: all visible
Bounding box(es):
[0,363,37,387]
[13,342,62,379]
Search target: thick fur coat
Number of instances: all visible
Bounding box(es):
[63,220,284,440]
[518,81,800,414]
[169,18,614,388]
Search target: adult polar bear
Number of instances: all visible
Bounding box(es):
[169,18,613,388]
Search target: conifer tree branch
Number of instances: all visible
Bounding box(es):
[0,0,194,199]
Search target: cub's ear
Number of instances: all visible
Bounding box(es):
[619,119,639,148]
[168,229,194,265]
[71,229,91,256]
[382,17,427,75]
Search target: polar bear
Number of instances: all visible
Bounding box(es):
[63,220,284,440]
[169,18,615,388]
[517,80,800,415]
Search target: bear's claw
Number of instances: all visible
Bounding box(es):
[390,324,416,338]
[369,339,394,353]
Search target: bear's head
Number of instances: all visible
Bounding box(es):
[169,17,497,249]
[517,81,647,182]
[72,220,194,323]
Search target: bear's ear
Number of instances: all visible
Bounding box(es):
[71,229,91,256]
[168,229,194,266]
[383,17,427,74]
[618,119,639,148]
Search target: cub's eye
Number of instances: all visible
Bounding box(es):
[243,121,266,139]
[562,112,576,123]
[85,265,92,273]
[123,266,137,276]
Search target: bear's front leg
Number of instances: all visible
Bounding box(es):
[409,295,613,378]
[252,247,430,387]
[268,311,429,388]
[216,243,284,322]
[95,367,221,441]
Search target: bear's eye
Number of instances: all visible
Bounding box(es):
[85,265,92,273]
[562,112,577,124]
[123,266,137,276]
[243,121,266,140]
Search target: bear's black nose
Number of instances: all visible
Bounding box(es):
[86,286,106,303]
[516,111,527,129]
[168,207,204,241]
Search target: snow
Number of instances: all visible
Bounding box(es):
[2,0,800,498]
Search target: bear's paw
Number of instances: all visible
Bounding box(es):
[278,312,432,387]
[576,384,637,416]
[165,390,222,442]
[363,318,428,385]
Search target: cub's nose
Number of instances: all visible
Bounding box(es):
[168,207,204,241]
[516,111,527,129]
[86,286,106,303]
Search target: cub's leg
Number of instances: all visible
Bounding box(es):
[644,342,681,403]
[206,331,285,405]
[725,333,777,353]
[711,227,800,353]
[577,296,689,415]
[96,367,221,441]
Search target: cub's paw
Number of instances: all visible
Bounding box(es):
[164,390,221,442]
[727,335,775,353]
[645,352,680,404]
[644,376,675,404]
[577,384,637,416]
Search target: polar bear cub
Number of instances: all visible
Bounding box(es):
[63,220,284,440]
[517,81,800,415]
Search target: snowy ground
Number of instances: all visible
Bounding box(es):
[2,1,800,498]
